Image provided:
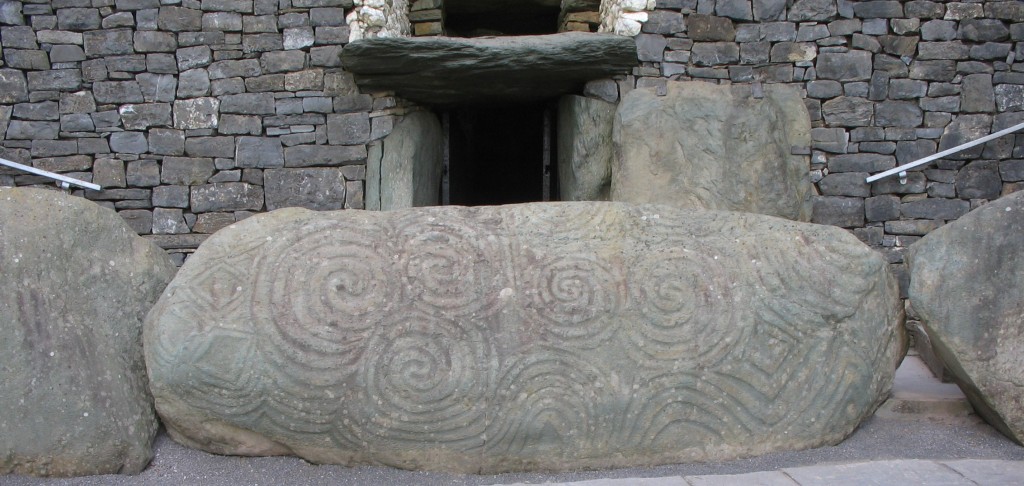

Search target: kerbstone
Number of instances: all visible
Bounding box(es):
[0,187,174,477]
[612,81,812,221]
[145,202,903,473]
[908,191,1024,444]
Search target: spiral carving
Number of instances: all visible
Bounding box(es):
[486,348,617,456]
[521,253,625,348]
[253,220,396,387]
[340,312,494,449]
[627,247,747,366]
[395,214,507,319]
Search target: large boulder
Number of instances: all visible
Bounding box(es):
[145,202,903,473]
[0,187,175,476]
[612,81,813,221]
[366,111,444,211]
[908,191,1024,443]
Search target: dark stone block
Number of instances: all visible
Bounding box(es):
[896,139,937,165]
[817,51,872,81]
[822,97,873,127]
[958,19,1010,42]
[819,172,870,197]
[264,168,347,211]
[901,198,970,220]
[687,14,735,41]
[871,171,927,195]
[84,29,134,58]
[874,101,923,128]
[956,161,1002,200]
[190,183,264,213]
[865,195,901,221]
[853,1,903,18]
[811,196,864,228]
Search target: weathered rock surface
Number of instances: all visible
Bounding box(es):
[611,81,813,221]
[146,202,904,473]
[340,33,637,106]
[557,95,615,201]
[908,191,1024,444]
[0,188,175,477]
[366,111,443,211]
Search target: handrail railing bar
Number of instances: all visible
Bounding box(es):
[865,120,1024,183]
[0,157,102,191]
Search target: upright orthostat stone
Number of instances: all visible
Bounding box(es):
[145,202,904,473]
[908,191,1024,444]
[612,81,813,221]
[558,95,615,201]
[0,188,175,477]
[366,111,443,211]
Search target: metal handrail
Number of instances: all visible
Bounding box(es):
[0,157,102,191]
[866,121,1024,184]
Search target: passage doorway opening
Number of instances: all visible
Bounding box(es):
[442,102,558,206]
[444,0,562,37]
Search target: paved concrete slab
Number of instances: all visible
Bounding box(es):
[781,460,973,486]
[942,459,1024,486]
[685,470,798,485]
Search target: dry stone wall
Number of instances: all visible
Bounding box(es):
[0,0,1021,281]
[0,0,402,265]
[598,0,1024,298]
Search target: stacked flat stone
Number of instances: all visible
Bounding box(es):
[0,0,1021,280]
[347,0,411,41]
[409,0,443,36]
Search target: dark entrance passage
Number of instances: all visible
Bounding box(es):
[444,0,561,37]
[444,103,556,206]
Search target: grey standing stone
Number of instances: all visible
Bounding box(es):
[0,187,174,477]
[264,168,347,211]
[558,95,614,202]
[908,191,1024,444]
[0,68,29,103]
[144,202,904,473]
[235,136,285,168]
[190,183,264,212]
[613,81,812,221]
[366,111,442,211]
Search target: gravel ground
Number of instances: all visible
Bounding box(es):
[5,413,1023,486]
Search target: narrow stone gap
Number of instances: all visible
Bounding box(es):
[442,101,558,206]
